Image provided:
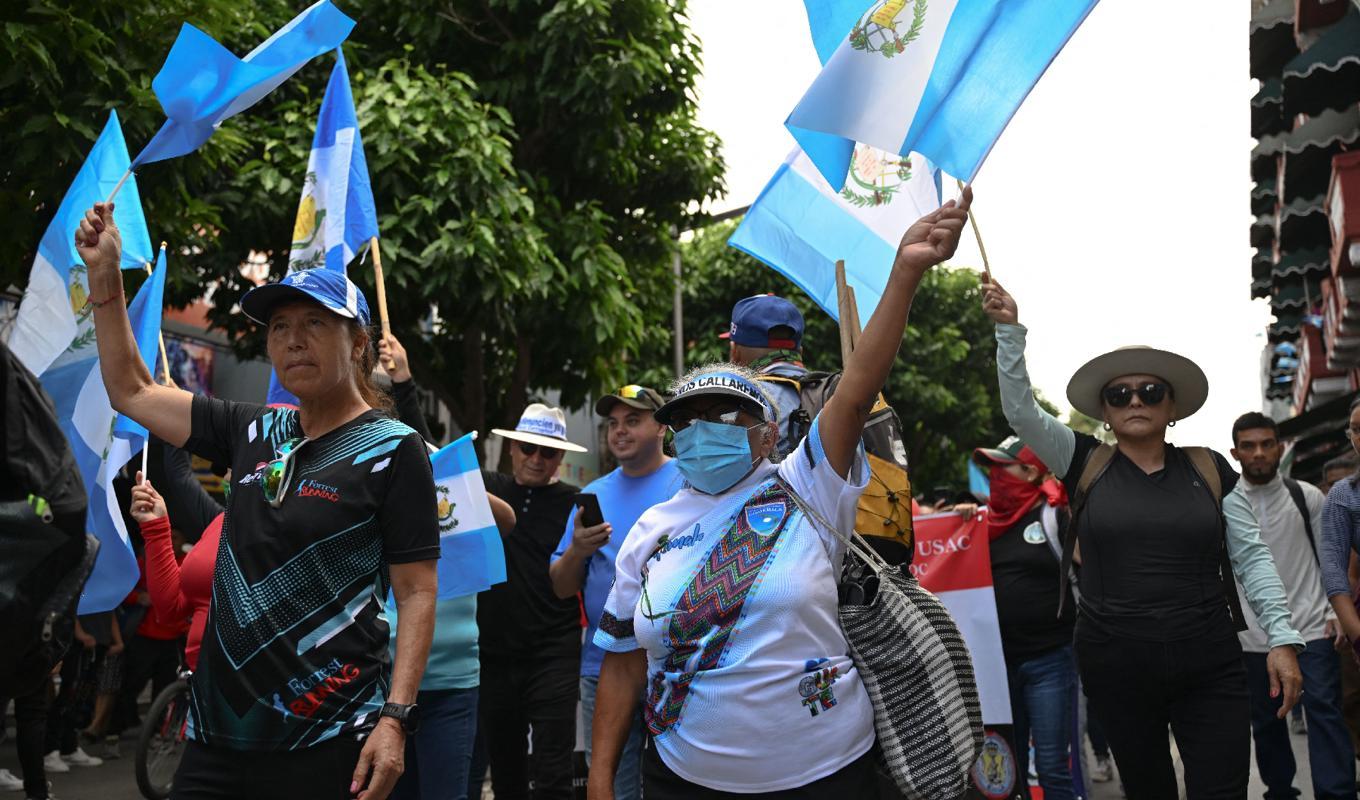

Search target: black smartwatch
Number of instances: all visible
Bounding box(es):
[379,702,420,734]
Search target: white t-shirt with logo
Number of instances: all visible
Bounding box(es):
[594,419,875,791]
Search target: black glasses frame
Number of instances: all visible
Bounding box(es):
[1102,382,1170,408]
[517,442,564,460]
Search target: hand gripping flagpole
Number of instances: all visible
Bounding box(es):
[955,178,992,278]
[369,237,394,369]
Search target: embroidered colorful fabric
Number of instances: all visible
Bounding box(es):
[645,479,795,735]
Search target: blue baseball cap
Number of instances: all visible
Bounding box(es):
[240,268,372,327]
[722,295,804,348]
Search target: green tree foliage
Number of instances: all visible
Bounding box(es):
[0,0,724,442]
[638,221,1016,492]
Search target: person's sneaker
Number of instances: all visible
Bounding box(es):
[41,751,69,774]
[0,769,23,791]
[1091,755,1114,783]
[1290,714,1307,735]
[100,734,119,760]
[60,747,102,767]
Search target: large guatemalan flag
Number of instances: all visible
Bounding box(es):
[730,1,942,323]
[8,113,163,611]
[268,49,380,405]
[429,433,506,599]
[133,1,355,168]
[787,0,1100,188]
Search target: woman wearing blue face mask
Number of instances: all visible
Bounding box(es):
[585,190,974,800]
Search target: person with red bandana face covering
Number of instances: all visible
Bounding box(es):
[974,437,1078,800]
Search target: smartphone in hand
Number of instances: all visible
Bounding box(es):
[575,493,604,528]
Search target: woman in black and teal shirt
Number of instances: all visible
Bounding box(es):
[78,202,438,800]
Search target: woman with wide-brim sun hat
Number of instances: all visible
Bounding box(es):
[979,275,1303,800]
[74,202,439,800]
[585,190,973,799]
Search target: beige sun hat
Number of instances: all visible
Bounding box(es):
[1065,345,1209,421]
[491,403,588,453]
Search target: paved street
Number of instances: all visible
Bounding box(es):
[0,717,1319,800]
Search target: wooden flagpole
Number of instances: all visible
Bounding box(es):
[955,178,992,278]
[835,260,856,366]
[369,236,394,369]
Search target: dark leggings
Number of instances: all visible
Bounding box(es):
[3,688,52,798]
[170,735,365,800]
[1076,626,1249,800]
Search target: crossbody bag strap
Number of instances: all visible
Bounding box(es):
[1057,444,1115,618]
[776,476,890,576]
[1282,477,1320,562]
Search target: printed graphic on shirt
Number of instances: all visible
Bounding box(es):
[185,398,438,752]
[646,480,797,736]
[797,658,842,717]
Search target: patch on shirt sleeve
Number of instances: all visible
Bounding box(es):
[599,610,634,640]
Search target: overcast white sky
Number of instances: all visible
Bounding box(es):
[688,0,1269,454]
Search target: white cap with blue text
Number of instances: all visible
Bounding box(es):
[490,403,588,453]
[653,370,775,425]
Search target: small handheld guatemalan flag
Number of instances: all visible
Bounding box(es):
[430,433,506,599]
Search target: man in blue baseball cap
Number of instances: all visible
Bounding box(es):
[721,294,807,454]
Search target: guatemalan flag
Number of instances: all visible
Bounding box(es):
[268,49,379,405]
[729,147,940,322]
[133,1,355,168]
[787,0,1100,188]
[9,114,164,612]
[429,433,506,599]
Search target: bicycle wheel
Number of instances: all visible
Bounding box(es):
[135,678,190,800]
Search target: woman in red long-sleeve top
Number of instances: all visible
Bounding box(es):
[130,476,218,671]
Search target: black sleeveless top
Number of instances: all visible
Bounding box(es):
[1062,433,1240,642]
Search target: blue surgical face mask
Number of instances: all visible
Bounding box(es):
[673,420,761,495]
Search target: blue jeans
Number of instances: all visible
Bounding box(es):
[1008,645,1076,800]
[1245,639,1357,800]
[579,675,644,800]
[392,687,479,800]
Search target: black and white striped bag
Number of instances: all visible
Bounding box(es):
[783,480,984,800]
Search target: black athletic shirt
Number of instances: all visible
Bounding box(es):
[478,472,581,660]
[1063,433,1239,642]
[182,396,439,751]
[989,504,1075,664]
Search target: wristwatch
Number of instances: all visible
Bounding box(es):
[379,702,420,734]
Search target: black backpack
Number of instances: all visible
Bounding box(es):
[758,370,915,564]
[0,342,98,692]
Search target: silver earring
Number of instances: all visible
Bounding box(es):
[1102,423,1111,431]
[1169,420,1176,428]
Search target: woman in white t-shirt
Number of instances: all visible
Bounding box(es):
[586,190,974,799]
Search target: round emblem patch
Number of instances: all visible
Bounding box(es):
[970,729,1017,799]
[1022,522,1047,545]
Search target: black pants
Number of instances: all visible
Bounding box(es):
[114,634,181,733]
[643,742,878,799]
[5,687,52,798]
[170,735,365,800]
[478,654,578,800]
[45,646,95,755]
[1076,626,1249,800]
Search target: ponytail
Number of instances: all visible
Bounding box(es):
[349,322,394,416]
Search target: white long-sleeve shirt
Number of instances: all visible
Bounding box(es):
[1236,475,1330,652]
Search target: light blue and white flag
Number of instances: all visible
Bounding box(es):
[729,146,940,322]
[430,433,506,599]
[787,0,1100,187]
[9,112,154,378]
[267,49,379,406]
[9,112,160,613]
[133,1,355,168]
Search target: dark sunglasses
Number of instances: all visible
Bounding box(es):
[1102,382,1169,408]
[263,437,308,508]
[518,442,564,460]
